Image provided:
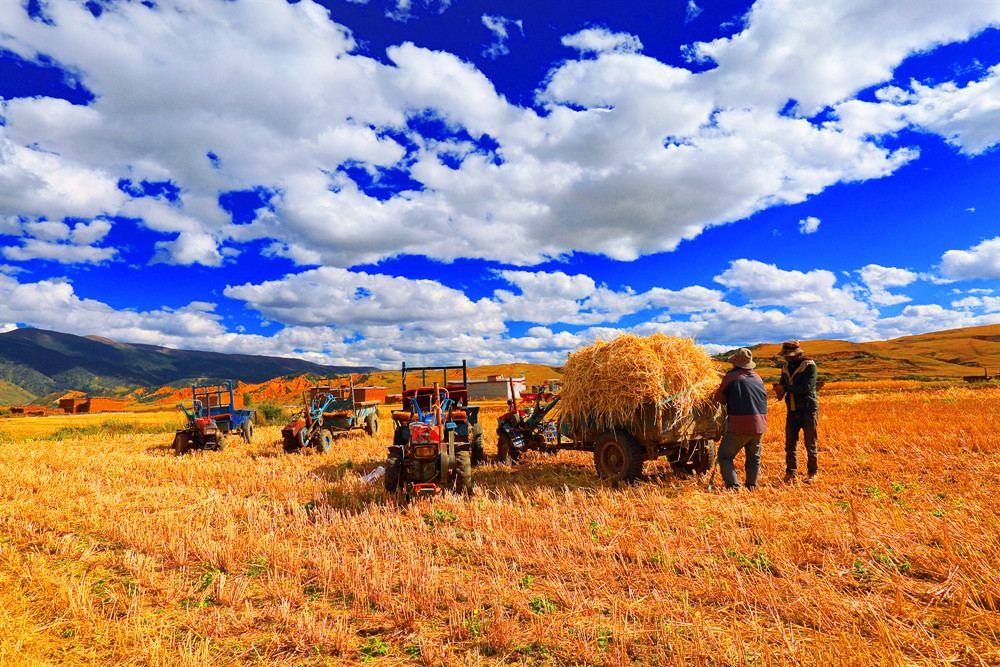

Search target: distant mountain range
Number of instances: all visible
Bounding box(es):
[0,327,376,404]
[2,323,998,407]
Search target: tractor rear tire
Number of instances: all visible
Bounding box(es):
[452,449,473,495]
[316,429,334,453]
[384,446,403,493]
[497,432,521,464]
[365,413,378,437]
[438,449,450,488]
[594,431,644,483]
[172,431,190,455]
[471,423,486,466]
[214,432,226,452]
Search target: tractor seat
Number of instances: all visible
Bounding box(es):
[322,410,351,419]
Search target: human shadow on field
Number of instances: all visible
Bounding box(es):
[303,451,696,515]
[247,448,282,459]
[474,451,694,500]
[311,459,385,483]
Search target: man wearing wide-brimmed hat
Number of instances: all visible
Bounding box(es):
[713,348,767,490]
[775,340,819,483]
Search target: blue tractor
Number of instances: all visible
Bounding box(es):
[173,381,256,454]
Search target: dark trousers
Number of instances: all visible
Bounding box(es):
[718,432,762,490]
[785,411,818,475]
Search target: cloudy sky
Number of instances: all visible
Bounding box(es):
[1,0,998,367]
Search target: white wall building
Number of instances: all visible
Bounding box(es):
[466,375,526,401]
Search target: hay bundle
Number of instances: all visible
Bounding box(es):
[560,334,721,431]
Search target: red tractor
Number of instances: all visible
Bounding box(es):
[384,361,484,500]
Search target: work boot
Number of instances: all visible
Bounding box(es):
[783,471,796,484]
[804,472,818,484]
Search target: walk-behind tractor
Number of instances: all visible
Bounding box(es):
[282,376,383,454]
[496,383,563,463]
[384,361,484,499]
[173,381,255,454]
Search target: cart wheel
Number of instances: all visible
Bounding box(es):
[172,431,190,455]
[241,421,253,444]
[384,446,403,493]
[497,432,521,464]
[316,429,334,453]
[594,431,643,483]
[365,413,378,436]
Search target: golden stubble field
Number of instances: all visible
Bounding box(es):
[0,386,998,666]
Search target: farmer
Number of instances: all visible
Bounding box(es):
[775,340,819,483]
[713,348,768,491]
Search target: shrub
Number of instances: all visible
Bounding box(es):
[255,401,284,425]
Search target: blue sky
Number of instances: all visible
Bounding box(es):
[1,0,999,366]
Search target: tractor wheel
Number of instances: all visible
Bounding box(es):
[298,427,310,450]
[691,439,715,475]
[497,432,521,464]
[316,429,334,453]
[471,423,486,466]
[241,421,254,444]
[438,449,450,488]
[214,431,226,452]
[451,449,473,495]
[364,413,378,437]
[384,446,403,493]
[593,431,644,483]
[172,431,190,455]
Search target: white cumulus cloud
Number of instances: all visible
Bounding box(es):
[798,216,821,234]
[941,236,1000,280]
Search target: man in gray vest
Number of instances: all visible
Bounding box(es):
[713,348,767,491]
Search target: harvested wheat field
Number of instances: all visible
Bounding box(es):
[1,386,999,666]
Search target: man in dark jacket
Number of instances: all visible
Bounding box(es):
[714,348,767,490]
[775,340,819,483]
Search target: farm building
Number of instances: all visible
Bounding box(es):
[9,405,55,417]
[963,368,993,383]
[466,375,526,401]
[59,395,126,414]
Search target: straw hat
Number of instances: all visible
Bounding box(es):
[731,348,756,369]
[779,340,803,357]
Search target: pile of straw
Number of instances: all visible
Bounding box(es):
[560,333,721,431]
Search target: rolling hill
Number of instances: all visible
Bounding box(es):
[0,327,375,403]
[746,323,1000,381]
